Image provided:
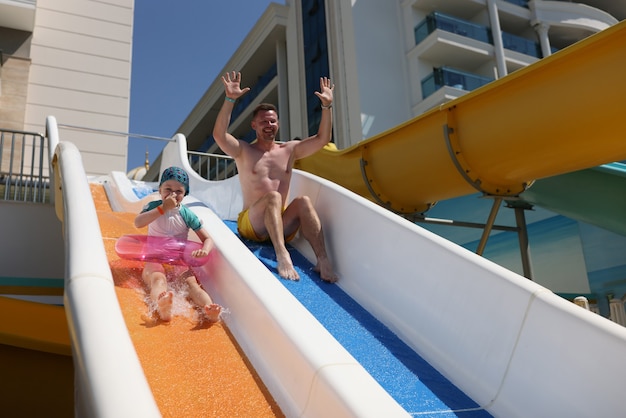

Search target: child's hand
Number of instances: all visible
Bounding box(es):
[162,193,178,211]
[191,249,208,258]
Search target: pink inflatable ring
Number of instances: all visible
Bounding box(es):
[115,234,210,267]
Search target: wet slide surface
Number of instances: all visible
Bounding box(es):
[224,221,492,417]
[90,184,283,417]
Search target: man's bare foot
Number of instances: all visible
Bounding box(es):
[278,263,300,280]
[203,304,222,322]
[277,253,299,281]
[157,291,173,322]
[314,257,338,283]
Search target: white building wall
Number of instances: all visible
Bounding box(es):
[285,0,307,141]
[25,0,134,175]
[350,0,412,141]
[337,0,618,147]
[176,0,619,156]
[324,0,362,149]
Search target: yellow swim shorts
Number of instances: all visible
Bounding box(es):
[237,209,297,242]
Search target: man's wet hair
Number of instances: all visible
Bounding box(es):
[252,103,278,118]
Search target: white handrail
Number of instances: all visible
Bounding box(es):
[50,121,160,416]
[288,168,626,417]
[46,116,59,204]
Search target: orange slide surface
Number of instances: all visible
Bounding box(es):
[91,184,283,417]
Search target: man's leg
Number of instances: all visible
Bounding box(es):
[284,196,337,283]
[248,191,300,280]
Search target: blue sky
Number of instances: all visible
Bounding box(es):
[128,0,283,170]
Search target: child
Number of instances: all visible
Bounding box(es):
[134,166,222,323]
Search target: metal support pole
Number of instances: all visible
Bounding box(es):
[414,216,517,232]
[476,197,503,256]
[514,205,534,280]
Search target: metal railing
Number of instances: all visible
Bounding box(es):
[415,12,492,45]
[187,150,237,181]
[415,11,553,60]
[421,66,494,98]
[54,122,239,182]
[503,0,529,7]
[1,121,237,196]
[0,128,50,203]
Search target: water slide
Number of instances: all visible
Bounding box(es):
[295,20,626,231]
[44,122,626,417]
[51,120,408,417]
[520,162,626,236]
[4,20,626,417]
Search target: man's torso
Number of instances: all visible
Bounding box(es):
[237,141,296,209]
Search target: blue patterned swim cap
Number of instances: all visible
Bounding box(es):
[159,166,189,195]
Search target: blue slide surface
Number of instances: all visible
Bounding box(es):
[226,220,491,417]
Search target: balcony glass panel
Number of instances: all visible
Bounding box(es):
[503,0,529,7]
[421,67,494,99]
[501,32,541,58]
[415,12,491,45]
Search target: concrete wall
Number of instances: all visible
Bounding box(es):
[24,0,135,175]
[351,0,413,140]
[0,202,64,279]
[0,56,30,131]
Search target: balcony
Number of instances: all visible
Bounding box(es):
[501,32,542,58]
[414,11,548,65]
[503,0,529,7]
[415,12,491,46]
[421,66,493,99]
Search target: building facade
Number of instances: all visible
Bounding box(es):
[174,0,625,315]
[178,0,621,152]
[0,0,134,175]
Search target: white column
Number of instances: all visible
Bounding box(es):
[276,40,290,142]
[324,0,362,148]
[534,22,552,58]
[486,0,507,78]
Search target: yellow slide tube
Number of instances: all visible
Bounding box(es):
[296,21,626,215]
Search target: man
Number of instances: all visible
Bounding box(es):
[213,71,337,283]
